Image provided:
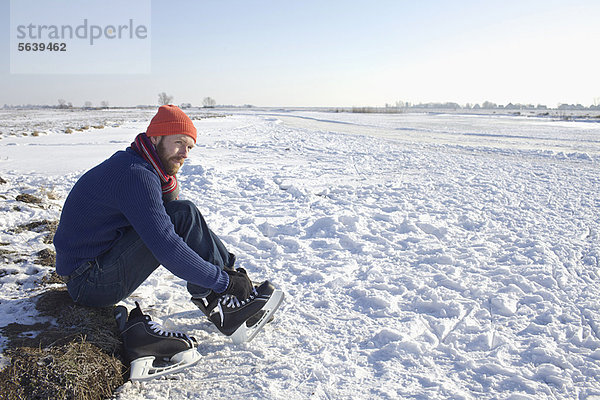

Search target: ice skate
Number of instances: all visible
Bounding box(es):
[191,281,284,344]
[114,302,201,381]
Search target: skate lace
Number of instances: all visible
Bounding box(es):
[213,287,259,327]
[219,286,259,309]
[146,318,188,339]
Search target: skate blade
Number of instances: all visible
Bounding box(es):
[129,348,201,381]
[230,289,284,344]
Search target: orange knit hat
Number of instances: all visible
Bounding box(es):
[146,105,197,142]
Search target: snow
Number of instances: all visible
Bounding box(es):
[1,108,600,399]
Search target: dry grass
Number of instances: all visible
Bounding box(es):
[15,193,42,204]
[0,341,123,400]
[0,288,126,400]
[38,270,64,285]
[10,219,58,245]
[36,248,56,267]
[40,186,60,201]
[37,289,123,354]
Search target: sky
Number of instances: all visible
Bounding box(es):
[1,0,599,108]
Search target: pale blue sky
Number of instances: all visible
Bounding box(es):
[1,0,599,107]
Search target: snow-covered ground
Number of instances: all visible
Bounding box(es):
[1,109,599,399]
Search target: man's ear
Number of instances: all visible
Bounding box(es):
[149,135,161,146]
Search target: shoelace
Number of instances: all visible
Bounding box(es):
[221,286,259,309]
[215,287,259,327]
[146,317,188,339]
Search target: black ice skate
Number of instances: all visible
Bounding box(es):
[114,302,201,381]
[191,281,284,344]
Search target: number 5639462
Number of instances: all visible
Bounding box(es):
[18,42,66,51]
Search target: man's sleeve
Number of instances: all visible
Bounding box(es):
[115,166,229,293]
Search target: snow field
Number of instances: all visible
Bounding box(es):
[1,110,599,399]
[130,113,600,399]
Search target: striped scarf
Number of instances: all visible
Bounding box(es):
[131,133,180,202]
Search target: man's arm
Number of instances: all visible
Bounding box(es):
[116,166,229,293]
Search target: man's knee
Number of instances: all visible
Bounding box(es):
[165,199,197,217]
[165,200,203,237]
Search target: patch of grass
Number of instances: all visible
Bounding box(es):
[15,193,42,204]
[0,341,123,400]
[0,248,17,256]
[36,248,56,267]
[35,289,123,354]
[0,321,52,348]
[40,186,60,201]
[0,269,19,278]
[0,288,126,399]
[38,271,64,285]
[10,219,58,234]
[43,235,54,245]
[0,289,122,351]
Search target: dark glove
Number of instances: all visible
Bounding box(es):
[220,268,253,300]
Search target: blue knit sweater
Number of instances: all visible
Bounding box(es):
[53,148,229,293]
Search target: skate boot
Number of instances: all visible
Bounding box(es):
[114,302,201,381]
[191,281,284,344]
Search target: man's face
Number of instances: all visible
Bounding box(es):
[150,134,195,176]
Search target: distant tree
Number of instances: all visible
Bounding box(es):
[558,103,585,110]
[100,100,109,108]
[57,99,67,109]
[158,92,173,105]
[202,97,216,108]
[444,102,461,109]
[180,103,192,109]
[482,101,497,109]
[84,101,93,109]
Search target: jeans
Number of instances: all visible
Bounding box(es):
[66,200,235,307]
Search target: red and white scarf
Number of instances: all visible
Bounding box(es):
[131,133,180,202]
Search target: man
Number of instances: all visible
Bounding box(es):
[54,105,282,353]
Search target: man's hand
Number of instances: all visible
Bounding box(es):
[221,268,253,300]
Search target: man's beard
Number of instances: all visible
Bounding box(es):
[156,140,184,176]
